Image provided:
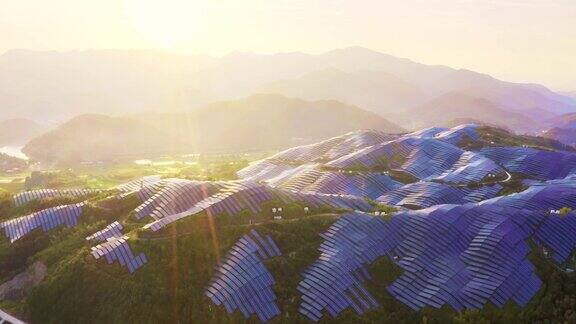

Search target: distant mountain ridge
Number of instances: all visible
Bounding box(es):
[0,118,48,146]
[1,47,574,131]
[22,94,404,164]
[396,91,539,133]
[539,112,576,148]
[260,68,426,115]
[542,127,576,148]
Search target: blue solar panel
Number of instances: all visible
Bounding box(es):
[298,202,576,321]
[377,181,502,209]
[0,203,85,243]
[116,175,164,201]
[90,235,147,274]
[86,221,124,242]
[205,230,282,322]
[135,178,374,232]
[480,146,576,180]
[13,188,99,206]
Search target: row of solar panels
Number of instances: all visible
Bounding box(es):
[266,130,398,164]
[298,199,576,321]
[10,175,165,209]
[0,203,85,243]
[481,146,576,180]
[136,178,374,232]
[248,163,403,200]
[115,175,164,200]
[134,179,223,220]
[377,181,503,209]
[86,221,123,242]
[482,180,576,211]
[13,188,99,207]
[259,125,478,167]
[205,229,282,322]
[90,235,148,274]
[141,182,276,231]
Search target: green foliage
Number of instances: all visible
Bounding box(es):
[366,199,396,217]
[178,159,248,181]
[497,173,528,197]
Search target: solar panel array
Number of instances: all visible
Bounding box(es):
[433,151,504,184]
[323,136,502,185]
[480,180,576,211]
[299,205,576,321]
[0,203,85,243]
[134,179,223,220]
[140,181,276,231]
[13,188,99,206]
[134,177,374,232]
[325,136,415,170]
[404,127,447,139]
[533,211,576,264]
[275,190,373,212]
[298,213,397,321]
[301,171,402,199]
[433,124,479,145]
[205,229,282,322]
[115,175,164,201]
[241,162,401,200]
[86,221,124,242]
[265,130,398,164]
[90,235,147,273]
[377,182,502,209]
[480,146,576,180]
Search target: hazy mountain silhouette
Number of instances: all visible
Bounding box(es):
[1,47,574,126]
[542,127,576,147]
[260,68,426,115]
[0,118,48,146]
[396,91,538,132]
[23,94,404,164]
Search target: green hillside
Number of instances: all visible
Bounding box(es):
[1,191,575,323]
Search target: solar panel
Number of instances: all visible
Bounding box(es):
[377,181,502,209]
[90,235,147,273]
[480,146,576,180]
[86,221,124,242]
[298,202,576,321]
[116,175,164,201]
[13,188,99,206]
[0,203,85,243]
[205,230,282,322]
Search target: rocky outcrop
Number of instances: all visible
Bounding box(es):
[0,261,47,300]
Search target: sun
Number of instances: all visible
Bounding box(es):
[122,0,210,49]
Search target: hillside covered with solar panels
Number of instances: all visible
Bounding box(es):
[2,124,576,323]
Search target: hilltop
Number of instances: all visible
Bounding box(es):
[22,95,404,164]
[0,119,47,146]
[395,91,538,132]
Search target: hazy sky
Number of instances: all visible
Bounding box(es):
[1,0,575,90]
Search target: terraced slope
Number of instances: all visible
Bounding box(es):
[2,124,576,323]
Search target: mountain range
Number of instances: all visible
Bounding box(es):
[1,47,574,133]
[22,94,403,164]
[0,119,47,146]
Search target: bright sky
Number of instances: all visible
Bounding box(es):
[1,0,575,90]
